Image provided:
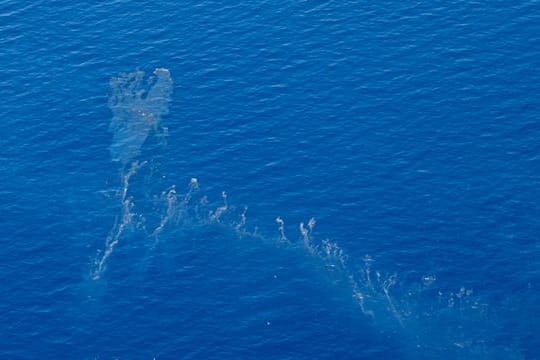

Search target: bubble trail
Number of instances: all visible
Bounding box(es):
[92,160,145,279]
[151,186,178,238]
[209,191,228,222]
[381,274,404,327]
[275,216,287,241]
[181,178,199,206]
[235,207,248,232]
[150,178,200,241]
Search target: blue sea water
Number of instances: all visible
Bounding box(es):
[1,0,540,358]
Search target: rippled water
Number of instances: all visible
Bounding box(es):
[1,1,539,359]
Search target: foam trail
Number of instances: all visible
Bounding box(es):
[362,255,375,291]
[275,216,287,241]
[209,191,228,222]
[151,178,199,241]
[299,217,317,254]
[181,178,200,207]
[381,274,404,327]
[349,275,371,317]
[235,207,248,232]
[92,161,146,279]
[151,186,178,238]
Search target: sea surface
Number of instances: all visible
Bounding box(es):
[1,0,540,359]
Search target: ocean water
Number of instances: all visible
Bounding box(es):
[1,0,540,358]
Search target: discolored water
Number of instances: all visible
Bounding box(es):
[1,1,539,359]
